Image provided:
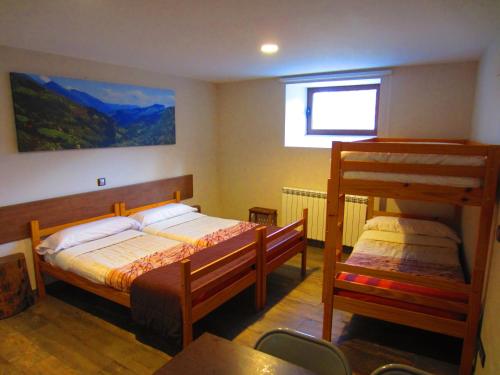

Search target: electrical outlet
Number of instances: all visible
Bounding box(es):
[97,177,106,187]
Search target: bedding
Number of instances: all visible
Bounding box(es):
[41,219,303,344]
[341,151,484,188]
[142,211,258,248]
[45,229,197,289]
[37,216,141,254]
[131,225,302,343]
[336,228,467,319]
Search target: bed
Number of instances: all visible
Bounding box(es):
[30,206,267,347]
[322,138,500,375]
[336,221,467,321]
[120,195,309,288]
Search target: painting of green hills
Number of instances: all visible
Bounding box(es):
[9,73,176,152]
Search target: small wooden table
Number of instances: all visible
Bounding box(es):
[249,207,278,226]
[154,333,316,375]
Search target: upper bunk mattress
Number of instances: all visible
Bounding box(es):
[142,211,258,248]
[341,151,485,188]
[336,230,467,319]
[44,230,195,291]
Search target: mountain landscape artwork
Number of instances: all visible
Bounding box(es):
[9,73,175,151]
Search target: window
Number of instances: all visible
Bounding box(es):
[282,70,390,148]
[306,84,380,136]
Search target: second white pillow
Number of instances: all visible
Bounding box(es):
[130,203,197,227]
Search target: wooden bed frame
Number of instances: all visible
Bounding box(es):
[322,137,500,375]
[30,204,267,347]
[119,192,309,306]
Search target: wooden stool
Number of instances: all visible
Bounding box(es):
[249,207,278,226]
[0,253,34,319]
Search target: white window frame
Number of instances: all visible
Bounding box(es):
[281,70,391,148]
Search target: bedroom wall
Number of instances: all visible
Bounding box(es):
[215,62,478,222]
[463,38,500,375]
[0,45,219,286]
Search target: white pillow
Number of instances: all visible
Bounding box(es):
[37,216,141,255]
[363,216,461,243]
[130,203,197,227]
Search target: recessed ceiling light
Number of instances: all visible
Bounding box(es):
[261,43,279,54]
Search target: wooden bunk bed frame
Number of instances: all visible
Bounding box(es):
[30,204,267,348]
[322,138,499,375]
[119,192,309,306]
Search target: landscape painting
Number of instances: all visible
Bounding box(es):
[9,73,175,151]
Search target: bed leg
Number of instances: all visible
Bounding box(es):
[301,247,307,278]
[180,259,193,349]
[182,323,192,349]
[301,208,308,278]
[322,292,334,341]
[37,276,46,299]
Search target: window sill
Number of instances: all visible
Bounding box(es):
[285,134,375,149]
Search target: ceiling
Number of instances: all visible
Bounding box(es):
[1,0,499,82]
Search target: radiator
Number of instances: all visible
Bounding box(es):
[281,187,367,246]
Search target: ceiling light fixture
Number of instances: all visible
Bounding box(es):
[261,43,279,54]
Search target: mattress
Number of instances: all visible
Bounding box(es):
[45,230,183,285]
[336,230,467,319]
[341,151,485,188]
[142,212,252,245]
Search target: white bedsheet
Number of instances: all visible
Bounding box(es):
[143,212,240,244]
[354,230,459,266]
[45,229,182,284]
[351,230,463,281]
[342,151,484,187]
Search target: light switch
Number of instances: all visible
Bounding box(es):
[97,177,106,186]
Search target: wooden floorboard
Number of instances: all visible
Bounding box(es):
[0,247,460,375]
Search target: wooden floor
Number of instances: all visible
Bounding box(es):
[0,247,461,375]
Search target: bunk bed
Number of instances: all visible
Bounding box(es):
[322,138,499,375]
[30,205,267,348]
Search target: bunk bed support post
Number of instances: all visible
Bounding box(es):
[30,220,46,299]
[459,149,499,375]
[366,197,375,220]
[180,259,193,348]
[301,208,308,277]
[322,142,342,340]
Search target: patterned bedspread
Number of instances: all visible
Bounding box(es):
[193,221,259,249]
[345,230,464,282]
[105,242,197,292]
[336,229,467,319]
[104,222,258,292]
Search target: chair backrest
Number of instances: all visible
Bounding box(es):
[255,328,352,375]
[370,364,432,375]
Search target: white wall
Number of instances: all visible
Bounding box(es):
[0,46,219,287]
[466,38,500,375]
[216,62,478,221]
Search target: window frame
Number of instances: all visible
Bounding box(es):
[306,83,381,136]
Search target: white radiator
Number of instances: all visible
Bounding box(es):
[281,187,367,246]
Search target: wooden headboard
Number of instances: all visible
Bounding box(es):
[0,175,193,244]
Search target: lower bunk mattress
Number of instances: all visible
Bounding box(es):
[336,230,468,320]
